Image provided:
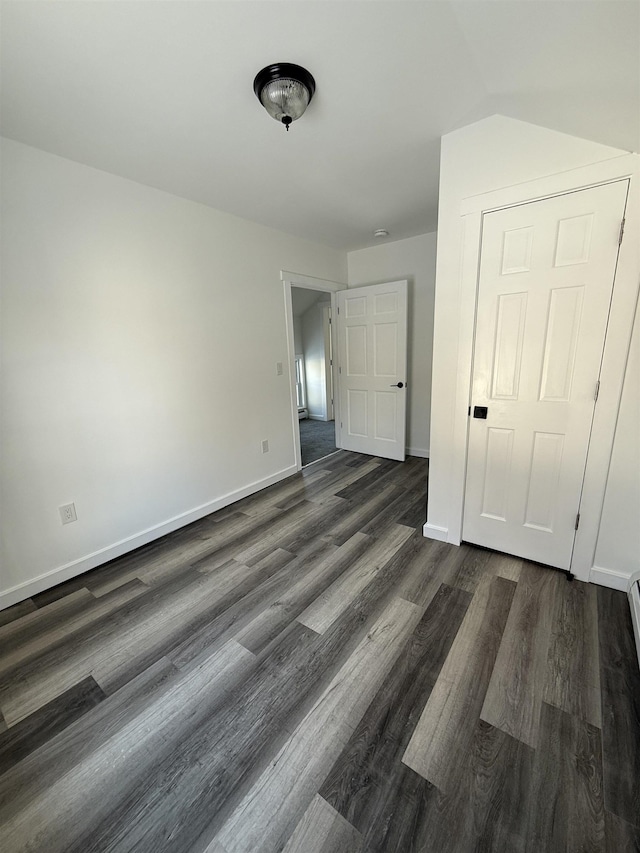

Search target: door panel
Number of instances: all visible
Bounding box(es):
[463,181,628,569]
[337,281,407,461]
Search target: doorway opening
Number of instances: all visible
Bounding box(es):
[291,286,337,466]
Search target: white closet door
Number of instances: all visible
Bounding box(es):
[463,180,628,569]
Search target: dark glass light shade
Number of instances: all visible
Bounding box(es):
[254,63,316,130]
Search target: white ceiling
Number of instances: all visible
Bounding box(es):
[1,1,638,252]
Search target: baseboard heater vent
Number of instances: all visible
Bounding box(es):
[629,570,640,670]
[298,408,308,420]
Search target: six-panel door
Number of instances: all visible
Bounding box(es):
[337,281,408,461]
[463,181,628,569]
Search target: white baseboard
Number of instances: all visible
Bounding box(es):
[589,565,633,592]
[307,414,328,421]
[628,571,640,670]
[0,465,298,612]
[406,447,429,459]
[422,522,449,542]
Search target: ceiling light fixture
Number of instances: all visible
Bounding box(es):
[253,63,316,131]
[374,229,389,239]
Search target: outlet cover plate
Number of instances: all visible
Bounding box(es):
[59,503,77,524]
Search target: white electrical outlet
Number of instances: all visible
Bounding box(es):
[261,439,269,453]
[276,362,283,376]
[59,502,77,524]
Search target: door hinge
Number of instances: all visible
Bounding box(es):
[575,513,580,531]
[468,406,471,416]
[619,218,625,246]
[339,366,342,374]
[594,380,600,402]
[337,306,340,314]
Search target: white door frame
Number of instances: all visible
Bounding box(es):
[281,271,345,471]
[435,153,639,583]
[322,304,334,422]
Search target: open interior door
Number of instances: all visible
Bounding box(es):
[336,280,408,461]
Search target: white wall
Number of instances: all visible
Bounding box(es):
[426,114,638,584]
[348,233,436,458]
[594,299,640,578]
[301,299,330,420]
[0,138,346,606]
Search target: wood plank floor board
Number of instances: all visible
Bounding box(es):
[480,562,564,748]
[422,719,535,853]
[0,597,37,627]
[85,511,254,593]
[383,532,464,608]
[209,597,423,853]
[31,578,96,608]
[58,623,330,852]
[168,536,341,668]
[402,575,516,791]
[443,543,493,593]
[371,720,535,853]
[447,547,524,594]
[0,586,95,648]
[0,675,106,774]
[235,533,370,656]
[332,458,399,500]
[321,484,404,547]
[1,641,256,853]
[358,483,428,537]
[297,523,413,634]
[319,583,471,844]
[598,586,640,828]
[275,459,381,510]
[281,794,363,853]
[0,562,263,722]
[0,578,149,679]
[0,453,637,852]
[230,468,331,517]
[604,810,640,853]
[0,656,180,821]
[98,553,305,693]
[140,502,295,581]
[57,559,388,851]
[525,702,605,853]
[273,496,352,557]
[544,578,602,727]
[393,487,429,530]
[330,719,535,853]
[73,520,438,852]
[185,502,312,575]
[232,499,324,566]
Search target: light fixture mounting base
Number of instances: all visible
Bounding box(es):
[253,63,316,103]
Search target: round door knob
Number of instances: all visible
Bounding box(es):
[390,382,404,388]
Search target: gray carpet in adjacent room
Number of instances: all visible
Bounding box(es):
[299,418,337,466]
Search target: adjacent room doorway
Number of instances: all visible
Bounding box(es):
[290,285,337,466]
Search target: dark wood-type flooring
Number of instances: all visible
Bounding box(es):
[0,452,639,852]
